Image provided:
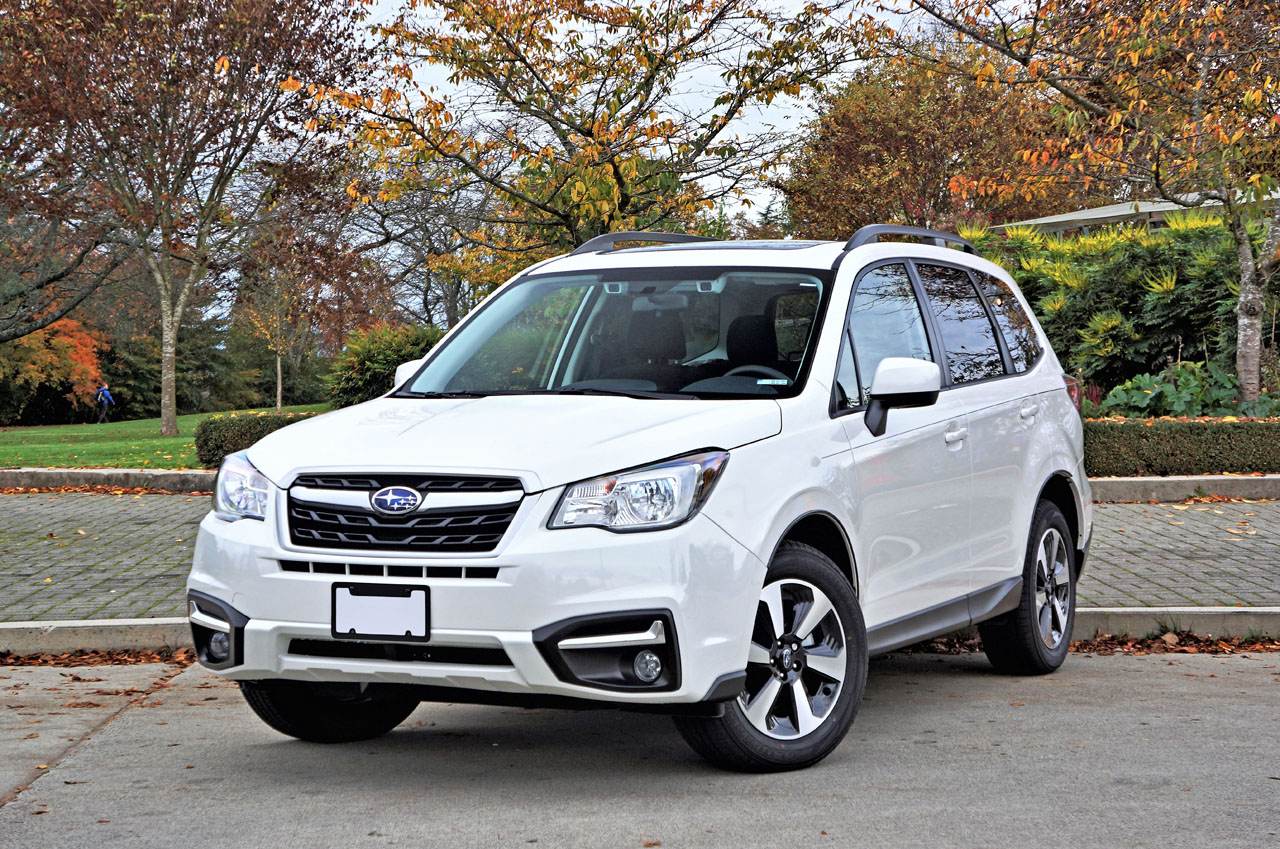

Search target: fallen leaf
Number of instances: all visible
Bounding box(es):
[1010,702,1025,706]
[1161,633,1179,646]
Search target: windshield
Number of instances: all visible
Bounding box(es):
[401,266,830,399]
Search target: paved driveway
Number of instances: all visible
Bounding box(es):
[1,652,1277,848]
[1,494,1278,621]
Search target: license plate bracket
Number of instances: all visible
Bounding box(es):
[331,583,430,643]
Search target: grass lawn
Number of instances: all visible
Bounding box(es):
[0,404,327,470]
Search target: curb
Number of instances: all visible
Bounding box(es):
[0,467,214,491]
[2,608,1277,656]
[1073,607,1280,639]
[1088,474,1280,502]
[0,618,190,656]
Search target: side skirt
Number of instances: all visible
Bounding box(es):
[866,577,1023,656]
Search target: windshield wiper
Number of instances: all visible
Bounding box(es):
[538,387,698,400]
[393,390,492,399]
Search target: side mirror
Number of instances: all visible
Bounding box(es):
[394,357,428,389]
[864,358,941,437]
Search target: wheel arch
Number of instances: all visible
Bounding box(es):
[1036,471,1084,570]
[769,511,858,596]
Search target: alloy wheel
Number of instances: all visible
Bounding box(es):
[1034,527,1072,649]
[738,578,847,740]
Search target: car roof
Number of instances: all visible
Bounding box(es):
[532,238,1013,282]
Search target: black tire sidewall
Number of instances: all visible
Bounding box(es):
[715,543,868,768]
[1021,503,1076,669]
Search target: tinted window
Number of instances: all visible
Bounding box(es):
[977,272,1041,373]
[845,263,933,405]
[915,263,1005,384]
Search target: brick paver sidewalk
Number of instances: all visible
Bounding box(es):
[0,493,1276,622]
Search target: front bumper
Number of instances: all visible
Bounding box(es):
[186,489,762,705]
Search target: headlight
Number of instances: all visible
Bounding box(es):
[549,451,729,532]
[213,451,271,521]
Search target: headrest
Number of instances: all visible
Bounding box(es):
[628,310,686,362]
[726,315,778,366]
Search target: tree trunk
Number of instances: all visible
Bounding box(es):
[1237,273,1266,401]
[275,352,283,412]
[159,310,179,436]
[1229,215,1265,401]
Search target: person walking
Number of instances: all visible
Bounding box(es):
[94,383,115,424]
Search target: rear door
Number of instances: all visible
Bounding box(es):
[834,261,973,630]
[912,262,1034,605]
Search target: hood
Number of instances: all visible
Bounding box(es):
[246,395,781,491]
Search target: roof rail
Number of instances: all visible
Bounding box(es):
[569,231,716,256]
[844,224,976,255]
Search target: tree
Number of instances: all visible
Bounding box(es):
[0,119,129,342]
[0,0,366,434]
[890,0,1280,399]
[349,0,872,254]
[781,50,1083,237]
[0,318,103,425]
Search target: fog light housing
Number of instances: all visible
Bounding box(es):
[633,649,662,683]
[207,631,231,662]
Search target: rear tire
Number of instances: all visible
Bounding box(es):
[240,679,419,743]
[979,500,1076,675]
[673,541,867,772]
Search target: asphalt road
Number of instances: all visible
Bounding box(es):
[2,653,1277,849]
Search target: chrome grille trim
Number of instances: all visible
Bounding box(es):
[284,471,525,554]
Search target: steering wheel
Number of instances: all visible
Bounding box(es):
[724,365,791,383]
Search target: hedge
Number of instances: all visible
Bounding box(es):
[193,410,1279,476]
[195,411,319,468]
[1084,417,1280,477]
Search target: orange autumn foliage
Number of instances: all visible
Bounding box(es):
[0,318,104,423]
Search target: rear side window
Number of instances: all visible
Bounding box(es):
[915,263,1005,384]
[977,272,1041,373]
[844,263,934,406]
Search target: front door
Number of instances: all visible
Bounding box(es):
[833,261,973,634]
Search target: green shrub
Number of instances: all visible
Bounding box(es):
[973,218,1265,389]
[1099,361,1280,418]
[195,411,319,468]
[1084,417,1280,476]
[328,323,443,409]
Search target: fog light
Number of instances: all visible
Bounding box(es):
[633,649,662,683]
[208,631,230,662]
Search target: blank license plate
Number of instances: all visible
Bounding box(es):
[331,584,429,643]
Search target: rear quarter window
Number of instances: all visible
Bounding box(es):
[977,272,1042,373]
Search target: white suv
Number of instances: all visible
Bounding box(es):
[188,226,1091,772]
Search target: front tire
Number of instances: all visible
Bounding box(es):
[979,500,1076,675]
[673,541,868,772]
[240,679,419,743]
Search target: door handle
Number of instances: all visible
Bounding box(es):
[1020,403,1040,419]
[944,427,968,444]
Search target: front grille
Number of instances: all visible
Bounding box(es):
[292,473,521,492]
[287,638,512,666]
[278,560,500,580]
[286,472,522,553]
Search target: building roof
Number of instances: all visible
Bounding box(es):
[991,199,1220,234]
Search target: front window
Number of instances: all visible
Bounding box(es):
[402,267,829,399]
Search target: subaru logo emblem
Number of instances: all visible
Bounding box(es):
[369,486,422,515]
